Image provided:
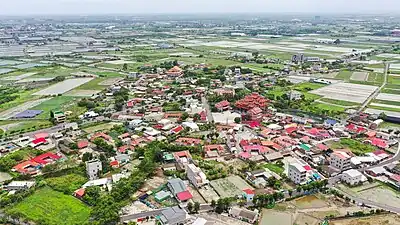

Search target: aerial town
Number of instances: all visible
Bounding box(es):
[0,9,400,225]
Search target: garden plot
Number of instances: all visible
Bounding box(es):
[348,184,400,209]
[64,89,101,97]
[13,63,45,69]
[365,108,400,118]
[105,59,135,65]
[15,77,54,84]
[310,82,377,103]
[370,103,400,109]
[376,93,400,102]
[209,175,252,198]
[1,72,37,81]
[391,64,400,70]
[376,53,400,59]
[0,98,52,119]
[0,68,14,75]
[33,78,93,96]
[293,195,328,210]
[99,77,123,86]
[0,59,22,66]
[350,72,369,81]
[260,209,293,225]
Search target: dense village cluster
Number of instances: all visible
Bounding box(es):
[0,11,400,225]
[1,61,400,225]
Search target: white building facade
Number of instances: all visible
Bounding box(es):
[288,163,306,184]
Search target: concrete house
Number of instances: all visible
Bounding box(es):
[86,159,102,180]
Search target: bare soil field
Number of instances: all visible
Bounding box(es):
[330,214,400,225]
[64,89,101,97]
[260,209,293,225]
[351,72,369,81]
[376,93,400,102]
[294,195,329,210]
[99,77,123,85]
[33,78,93,95]
[310,82,377,103]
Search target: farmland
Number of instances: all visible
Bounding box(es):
[209,175,253,198]
[6,188,91,225]
[33,78,94,95]
[310,82,378,104]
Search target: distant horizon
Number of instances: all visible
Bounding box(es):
[0,12,399,18]
[0,0,398,16]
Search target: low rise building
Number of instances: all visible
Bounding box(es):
[6,181,35,191]
[341,169,367,185]
[187,164,209,188]
[288,162,306,184]
[86,159,102,180]
[228,207,259,224]
[330,151,352,171]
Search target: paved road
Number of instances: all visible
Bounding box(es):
[120,209,164,222]
[120,204,213,222]
[201,96,214,123]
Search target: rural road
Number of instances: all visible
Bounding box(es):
[355,62,389,114]
[201,96,214,123]
[120,204,213,223]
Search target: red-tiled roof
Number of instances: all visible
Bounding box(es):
[171,126,184,134]
[243,188,255,195]
[74,188,85,198]
[32,137,47,145]
[390,174,400,183]
[248,107,262,115]
[286,127,297,134]
[215,100,230,109]
[110,160,119,167]
[303,165,312,171]
[34,132,49,139]
[176,191,193,201]
[77,140,89,149]
[13,160,40,174]
[370,138,388,149]
[32,152,61,165]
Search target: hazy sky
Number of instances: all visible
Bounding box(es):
[0,0,398,15]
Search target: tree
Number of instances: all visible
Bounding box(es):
[234,117,241,124]
[194,201,200,213]
[187,202,194,213]
[210,199,216,210]
[82,152,93,162]
[122,63,128,71]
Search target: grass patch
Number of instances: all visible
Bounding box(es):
[369,105,400,113]
[30,96,78,119]
[311,103,346,112]
[330,138,376,155]
[381,88,400,95]
[75,78,108,90]
[0,88,41,112]
[319,98,359,107]
[82,122,122,133]
[46,174,87,194]
[7,187,91,225]
[373,99,400,107]
[387,76,400,85]
[294,82,326,92]
[264,163,284,175]
[335,70,353,81]
[379,122,400,129]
